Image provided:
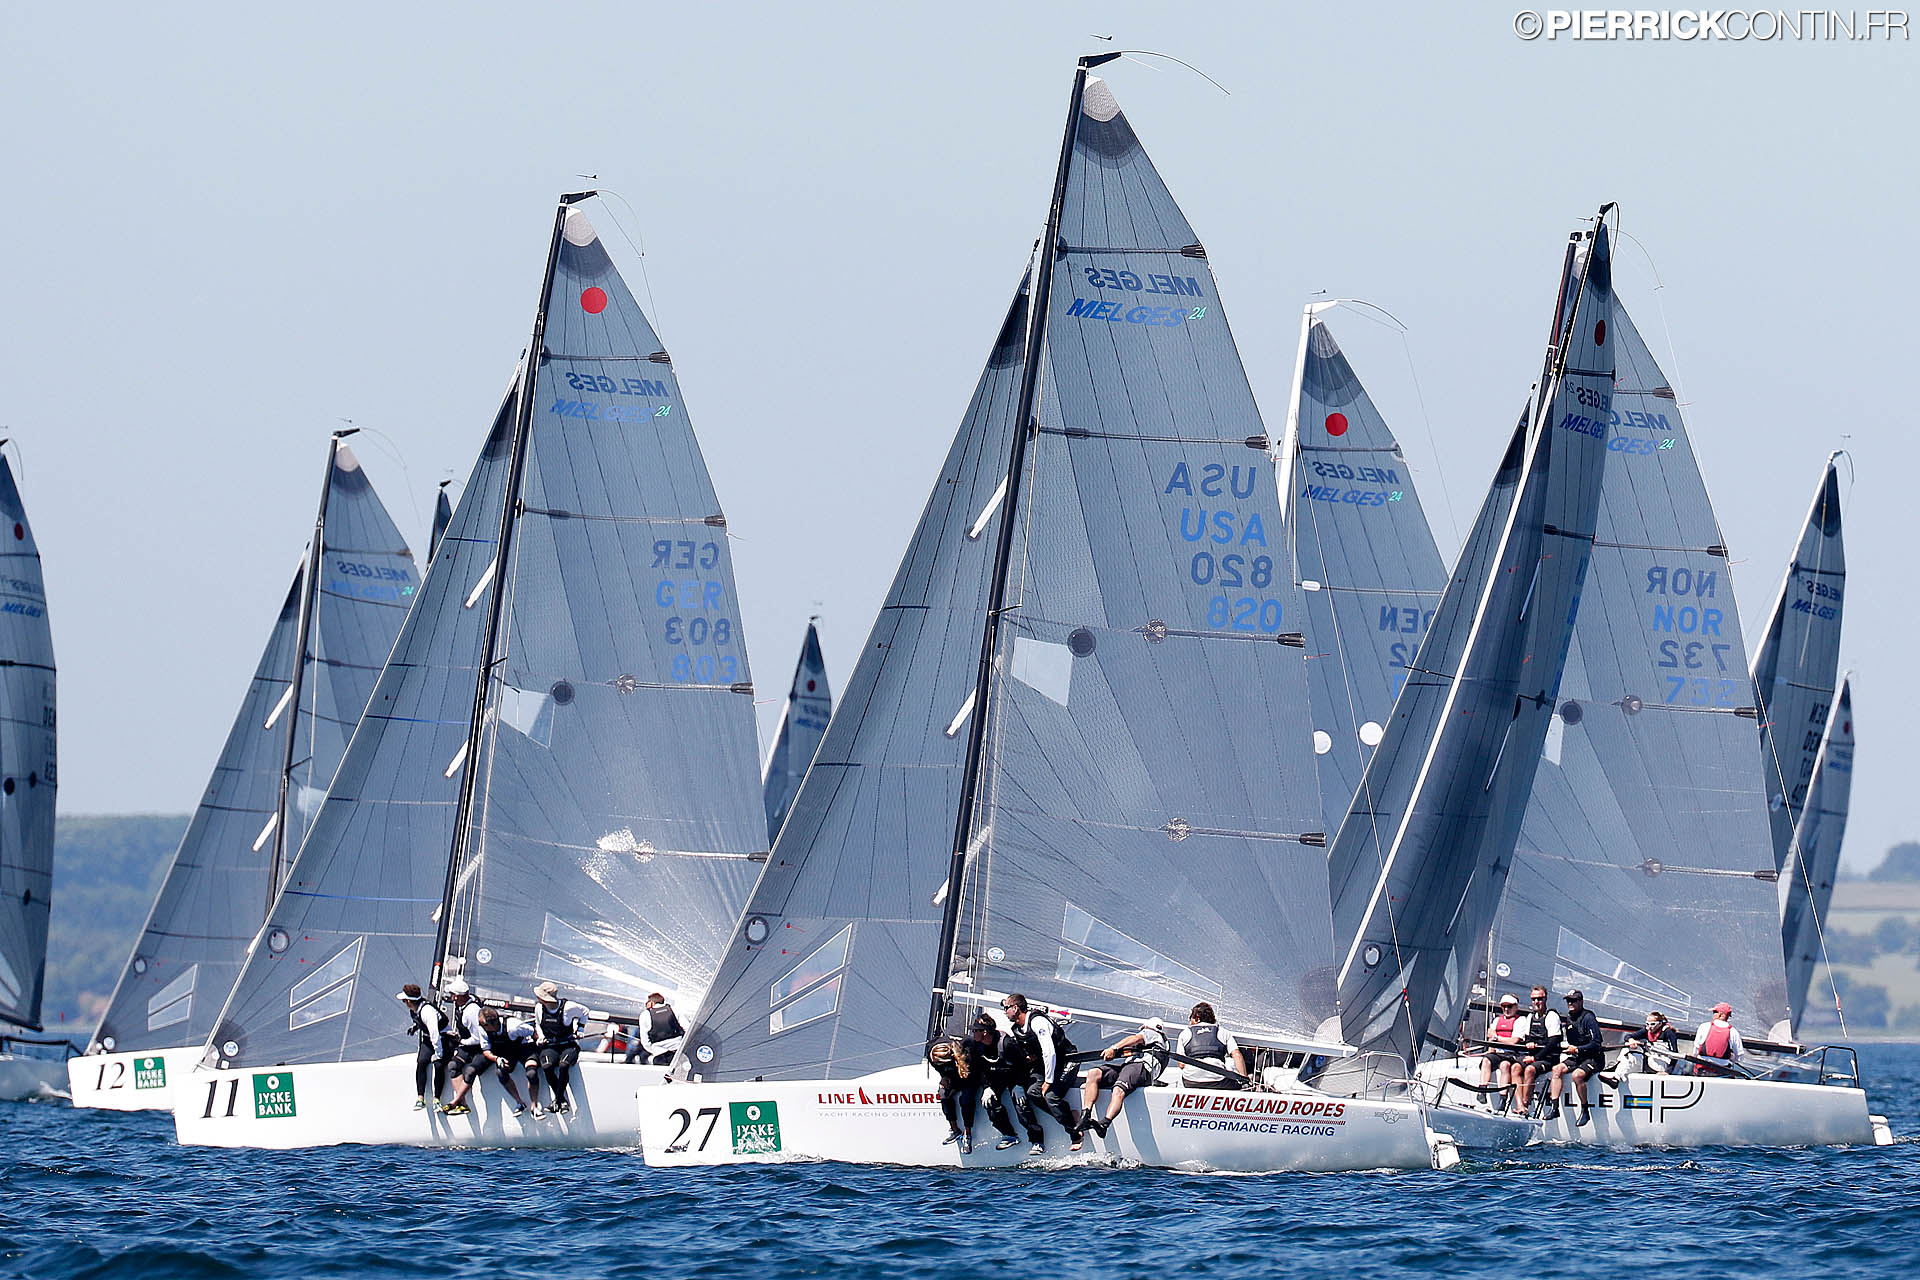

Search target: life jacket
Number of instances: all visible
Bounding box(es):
[1699,1020,1734,1062]
[648,1004,685,1047]
[537,998,577,1045]
[483,1022,519,1058]
[1021,1012,1075,1081]
[1493,1013,1517,1038]
[1521,1010,1557,1049]
[408,1001,446,1043]
[1182,1023,1229,1079]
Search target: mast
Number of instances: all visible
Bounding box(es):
[429,192,592,993]
[265,429,353,910]
[925,55,1118,1039]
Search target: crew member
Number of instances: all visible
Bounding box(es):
[528,980,590,1117]
[439,978,484,1115]
[1175,1002,1247,1090]
[1548,989,1604,1125]
[1004,993,1079,1153]
[1076,1017,1172,1145]
[445,1005,534,1117]
[1513,986,1563,1115]
[1477,993,1524,1110]
[1693,1002,1745,1076]
[629,993,685,1066]
[1622,1010,1679,1074]
[399,983,451,1110]
[980,1011,1042,1151]
[927,1015,990,1154]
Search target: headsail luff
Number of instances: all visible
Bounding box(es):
[675,277,1032,1082]
[1284,310,1447,853]
[0,457,55,1032]
[1751,460,1846,878]
[1781,676,1853,1035]
[92,442,416,1057]
[1327,221,1614,1074]
[680,66,1334,1081]
[762,622,832,844]
[1472,300,1787,1042]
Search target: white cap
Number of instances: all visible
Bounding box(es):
[1142,1017,1165,1031]
[445,977,470,996]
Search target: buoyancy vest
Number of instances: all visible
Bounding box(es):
[408,1001,446,1043]
[1521,1010,1559,1054]
[1493,1013,1518,1038]
[1182,1023,1229,1080]
[537,999,577,1045]
[1021,1012,1075,1082]
[1699,1020,1734,1061]
[648,1004,685,1047]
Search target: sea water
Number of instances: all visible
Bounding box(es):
[4,1044,1917,1278]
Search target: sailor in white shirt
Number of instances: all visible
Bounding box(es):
[528,980,592,1116]
[1175,1002,1247,1089]
[1076,1017,1172,1142]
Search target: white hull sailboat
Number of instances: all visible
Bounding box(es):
[0,454,61,1103]
[174,1054,665,1149]
[640,1065,1454,1172]
[1417,1056,1889,1149]
[67,1045,204,1112]
[174,192,770,1151]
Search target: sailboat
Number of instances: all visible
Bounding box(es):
[761,621,831,844]
[639,60,1454,1174]
[1780,677,1853,1036]
[0,454,60,1102]
[1752,460,1849,1033]
[69,435,416,1111]
[174,193,768,1149]
[1415,302,1888,1149]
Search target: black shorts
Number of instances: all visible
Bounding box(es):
[1567,1048,1604,1073]
[536,1043,580,1071]
[1111,1060,1159,1094]
[1483,1050,1518,1068]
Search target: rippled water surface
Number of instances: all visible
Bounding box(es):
[5,1045,1917,1278]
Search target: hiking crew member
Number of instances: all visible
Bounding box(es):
[1076,1018,1171,1146]
[399,983,451,1109]
[444,1005,533,1117]
[1514,986,1563,1113]
[629,993,685,1066]
[1175,1003,1247,1089]
[928,1014,992,1154]
[1478,994,1524,1107]
[1623,1011,1679,1074]
[528,980,589,1117]
[979,1011,1041,1151]
[1004,993,1080,1153]
[1693,1002,1745,1076]
[1548,989,1604,1125]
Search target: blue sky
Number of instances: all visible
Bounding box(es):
[3,3,1911,868]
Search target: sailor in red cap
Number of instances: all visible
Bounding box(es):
[1692,1002,1744,1076]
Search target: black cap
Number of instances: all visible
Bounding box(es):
[1565,990,1585,1002]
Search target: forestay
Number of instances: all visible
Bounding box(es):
[677,279,1031,1081]
[208,402,517,1066]
[1751,460,1846,877]
[1477,301,1788,1041]
[439,204,765,1014]
[0,457,55,1031]
[762,622,832,844]
[1329,224,1614,1073]
[949,75,1328,1044]
[1781,677,1853,1035]
[1283,311,1446,851]
[91,443,415,1056]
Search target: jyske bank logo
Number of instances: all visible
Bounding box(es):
[253,1072,297,1119]
[729,1100,781,1154]
[133,1056,167,1090]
